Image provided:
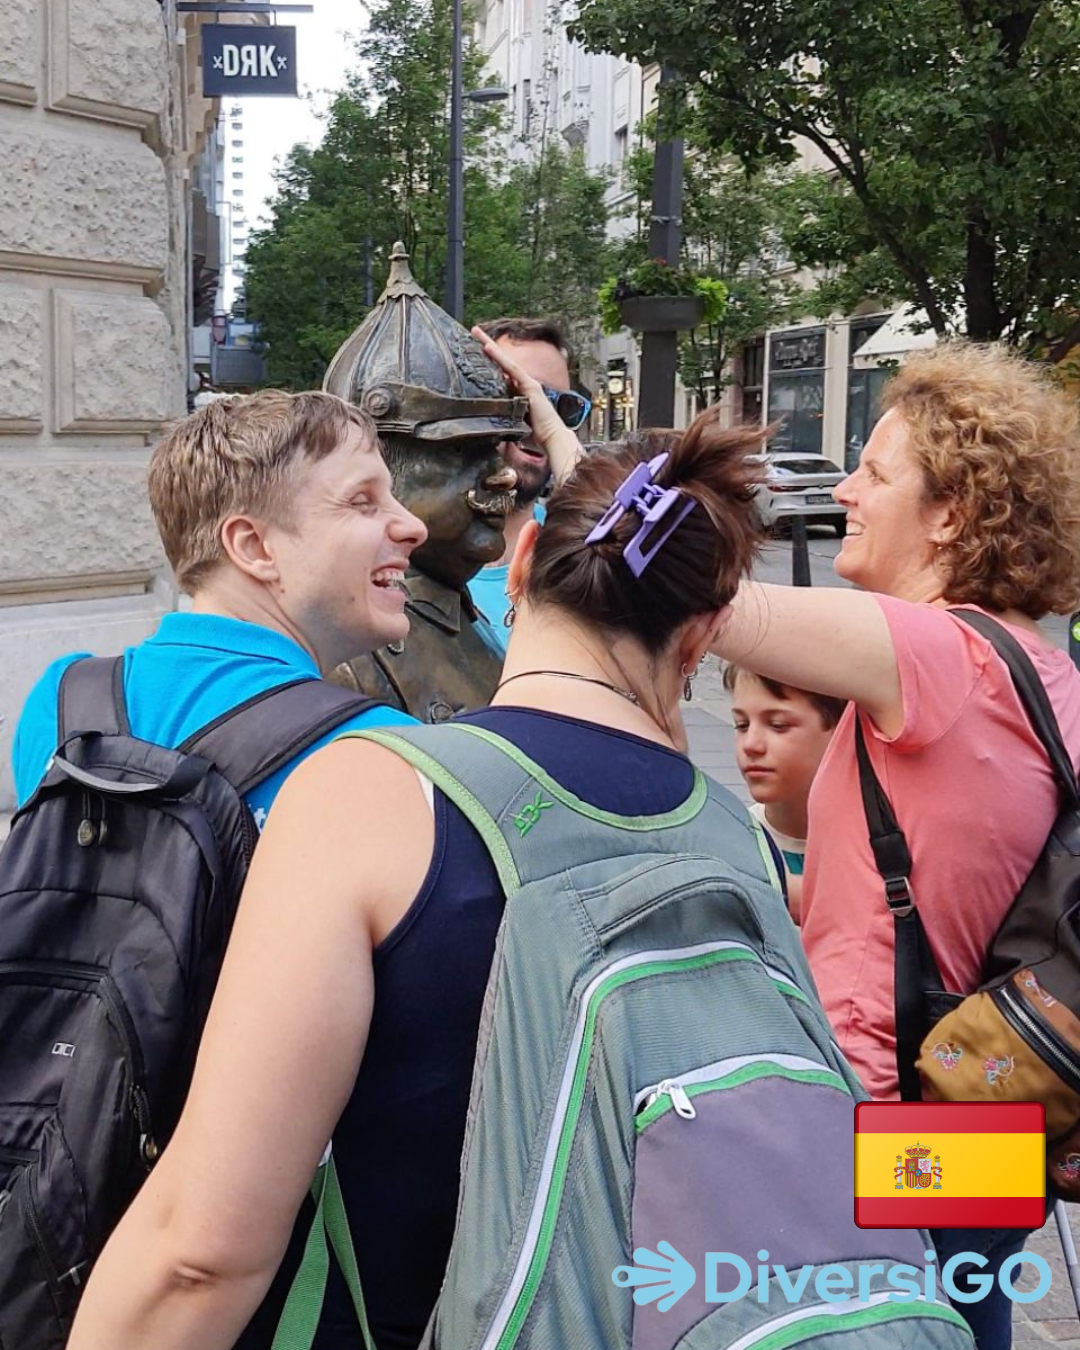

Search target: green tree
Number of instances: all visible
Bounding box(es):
[572,0,1080,357]
[499,142,614,369]
[244,0,612,389]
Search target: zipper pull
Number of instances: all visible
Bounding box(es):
[657,1078,697,1120]
[131,1084,159,1165]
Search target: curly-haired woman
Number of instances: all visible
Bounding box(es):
[713,342,1080,1350]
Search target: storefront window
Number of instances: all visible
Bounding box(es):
[767,328,825,454]
[845,316,890,471]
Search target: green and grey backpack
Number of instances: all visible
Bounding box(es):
[354,723,974,1350]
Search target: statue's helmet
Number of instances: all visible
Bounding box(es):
[323,241,529,443]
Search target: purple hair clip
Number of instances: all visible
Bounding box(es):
[584,451,697,577]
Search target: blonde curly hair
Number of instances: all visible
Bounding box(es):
[882,343,1080,617]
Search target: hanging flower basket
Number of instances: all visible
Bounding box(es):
[597,261,726,336]
[617,294,705,333]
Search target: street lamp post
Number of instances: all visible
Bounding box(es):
[446,0,507,321]
[637,69,686,428]
[447,0,465,321]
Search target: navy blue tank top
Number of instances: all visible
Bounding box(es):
[314,707,696,1349]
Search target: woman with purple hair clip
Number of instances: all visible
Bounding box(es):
[67,401,781,1350]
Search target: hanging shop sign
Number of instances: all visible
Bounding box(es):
[202,25,298,97]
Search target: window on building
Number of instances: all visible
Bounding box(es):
[231,156,244,164]
[232,172,243,179]
[766,327,826,455]
[844,315,890,471]
[521,79,532,133]
[614,125,628,166]
[231,121,243,131]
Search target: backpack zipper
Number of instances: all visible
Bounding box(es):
[721,1291,969,1349]
[25,1170,61,1288]
[479,940,798,1350]
[641,1079,697,1119]
[0,961,158,1163]
[992,981,1080,1096]
[634,1053,846,1125]
[25,1166,88,1290]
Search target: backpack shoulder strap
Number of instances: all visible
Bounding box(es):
[349,721,722,894]
[57,655,129,739]
[952,607,1080,806]
[180,680,383,797]
[854,713,945,1102]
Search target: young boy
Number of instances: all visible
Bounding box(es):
[723,664,846,921]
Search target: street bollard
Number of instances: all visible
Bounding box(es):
[1053,1200,1080,1319]
[1070,612,1080,673]
[791,516,812,587]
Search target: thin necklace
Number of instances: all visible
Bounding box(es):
[494,669,641,706]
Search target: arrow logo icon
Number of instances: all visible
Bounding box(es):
[612,1240,696,1311]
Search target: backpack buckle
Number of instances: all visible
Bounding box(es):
[884,876,915,916]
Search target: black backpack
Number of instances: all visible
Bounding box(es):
[0,656,378,1348]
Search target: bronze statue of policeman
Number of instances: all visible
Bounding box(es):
[323,243,529,721]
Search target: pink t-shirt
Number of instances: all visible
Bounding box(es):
[801,597,1080,1101]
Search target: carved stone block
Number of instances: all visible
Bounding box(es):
[54,291,172,433]
[0,0,39,106]
[48,0,167,129]
[0,285,44,431]
[0,460,164,593]
[0,132,167,279]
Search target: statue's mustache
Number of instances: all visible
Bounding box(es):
[467,488,516,517]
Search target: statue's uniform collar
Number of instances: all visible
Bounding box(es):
[402,570,481,635]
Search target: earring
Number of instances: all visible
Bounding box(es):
[503,603,516,629]
[680,661,693,702]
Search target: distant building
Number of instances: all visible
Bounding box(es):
[222,100,251,311]
[474,0,651,436]
[0,0,232,808]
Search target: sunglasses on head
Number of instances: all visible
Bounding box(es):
[542,386,592,431]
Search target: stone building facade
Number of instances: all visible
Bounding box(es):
[0,0,221,809]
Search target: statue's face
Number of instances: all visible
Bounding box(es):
[392,437,518,591]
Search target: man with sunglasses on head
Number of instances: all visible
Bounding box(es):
[469,318,590,642]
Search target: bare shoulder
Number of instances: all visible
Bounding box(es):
[253,734,435,944]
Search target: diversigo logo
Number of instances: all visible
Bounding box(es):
[612,1243,1052,1311]
[612,1241,696,1310]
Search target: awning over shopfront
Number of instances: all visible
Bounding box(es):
[853,305,938,366]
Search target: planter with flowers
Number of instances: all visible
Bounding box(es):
[598,259,727,336]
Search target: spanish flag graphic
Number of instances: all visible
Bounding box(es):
[854,1102,1045,1228]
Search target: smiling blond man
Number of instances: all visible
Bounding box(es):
[13,389,426,822]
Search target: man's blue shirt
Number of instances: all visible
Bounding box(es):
[468,563,513,650]
[468,501,546,649]
[12,612,415,826]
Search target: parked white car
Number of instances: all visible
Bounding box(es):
[753,453,847,537]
